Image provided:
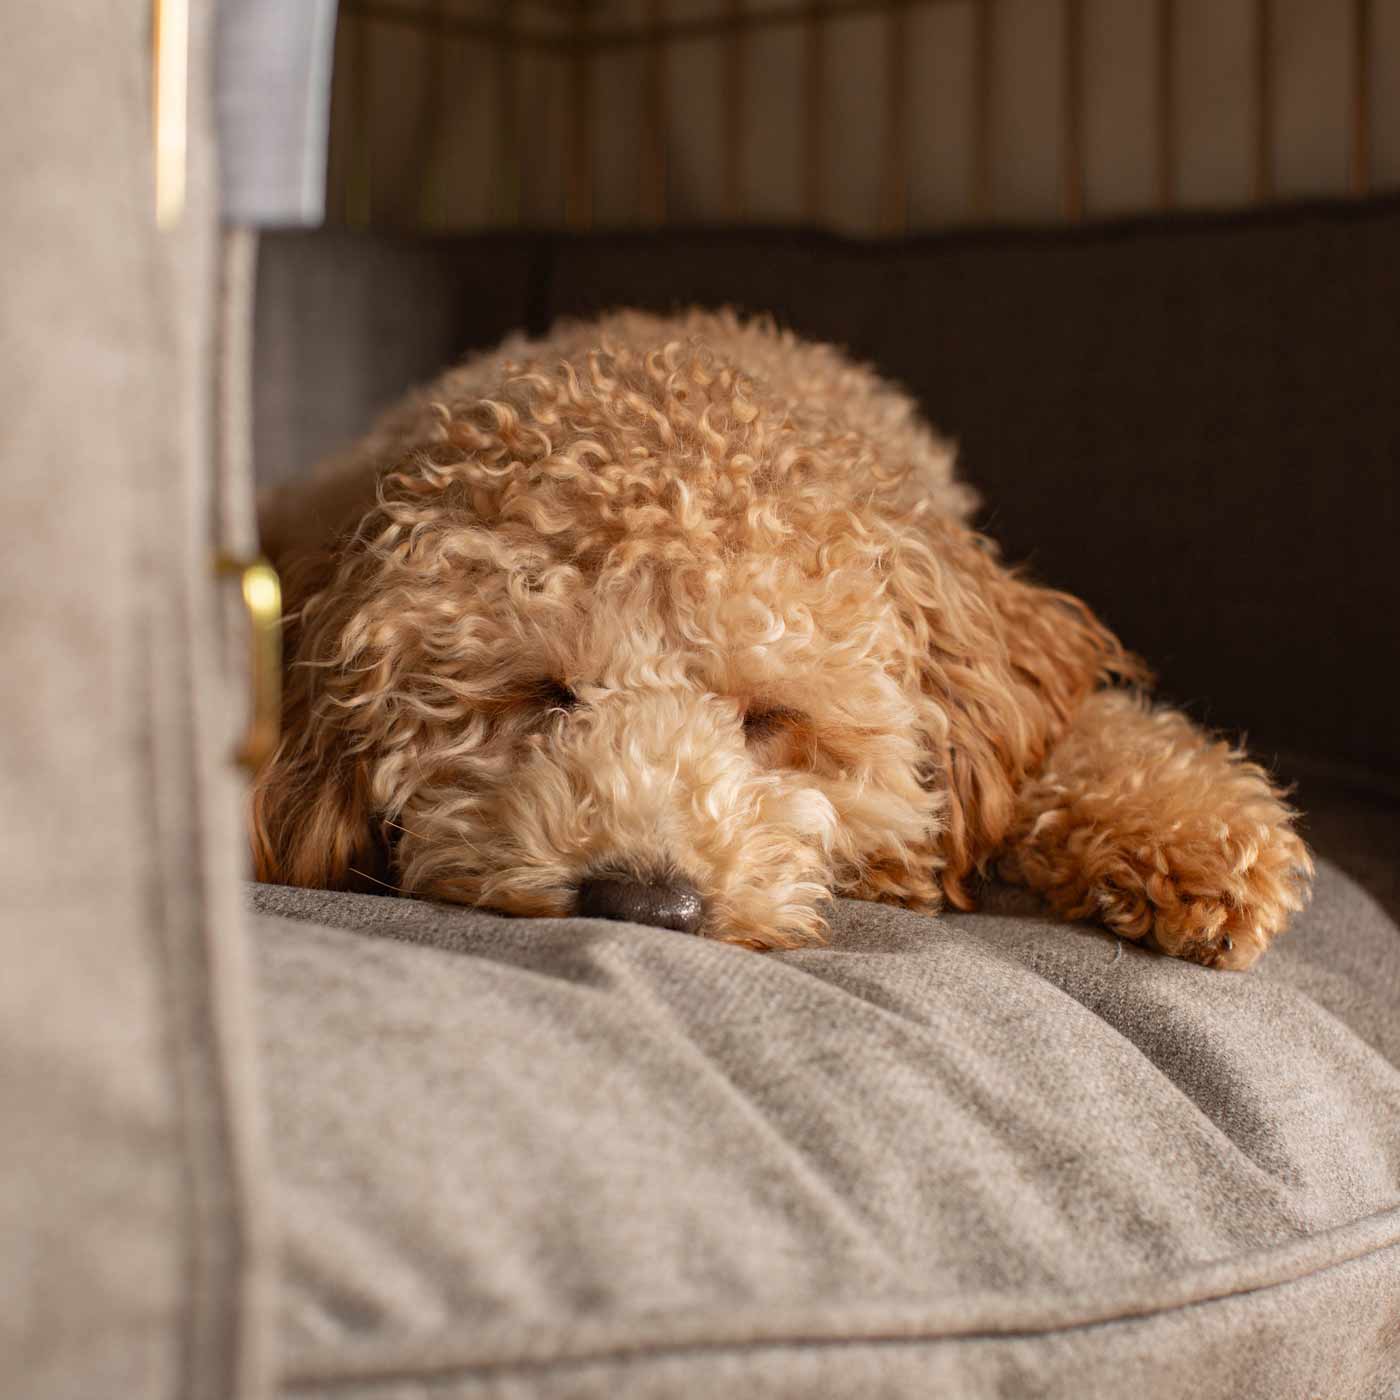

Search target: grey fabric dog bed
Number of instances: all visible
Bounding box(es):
[249,852,1400,1399]
[241,207,1400,1396]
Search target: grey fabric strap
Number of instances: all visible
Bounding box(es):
[217,0,339,226]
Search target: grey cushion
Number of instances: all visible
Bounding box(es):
[250,858,1400,1399]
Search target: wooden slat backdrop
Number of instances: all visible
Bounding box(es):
[334,0,1395,234]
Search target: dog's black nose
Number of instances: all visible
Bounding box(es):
[576,874,704,934]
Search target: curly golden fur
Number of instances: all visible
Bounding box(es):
[253,309,1312,969]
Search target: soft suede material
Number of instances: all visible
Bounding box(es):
[3,4,270,1398]
[249,858,1400,1398]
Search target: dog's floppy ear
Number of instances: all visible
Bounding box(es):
[248,547,394,894]
[888,516,1144,908]
[249,698,388,893]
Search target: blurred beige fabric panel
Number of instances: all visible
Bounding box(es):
[0,3,271,1398]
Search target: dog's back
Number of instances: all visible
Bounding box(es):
[258,309,975,575]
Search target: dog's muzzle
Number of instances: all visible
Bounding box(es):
[576,872,704,934]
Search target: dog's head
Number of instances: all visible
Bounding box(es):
[253,331,1135,946]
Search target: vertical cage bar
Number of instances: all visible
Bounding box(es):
[1155,0,1175,210]
[641,0,669,225]
[1350,0,1372,195]
[881,1,910,235]
[972,0,993,220]
[723,0,746,221]
[1253,0,1273,202]
[803,1,826,225]
[414,0,448,228]
[347,10,373,226]
[1062,0,1084,221]
[492,0,520,227]
[566,6,593,231]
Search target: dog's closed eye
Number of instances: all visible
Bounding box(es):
[743,705,805,742]
[534,679,579,713]
[742,703,826,772]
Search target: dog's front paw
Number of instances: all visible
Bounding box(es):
[1092,821,1313,969]
[1004,794,1314,970]
[1002,694,1316,970]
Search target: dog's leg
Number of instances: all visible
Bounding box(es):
[999,690,1312,969]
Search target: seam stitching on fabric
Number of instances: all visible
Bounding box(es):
[281,1215,1400,1389]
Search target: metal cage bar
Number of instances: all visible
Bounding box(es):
[803,1,827,224]
[1351,0,1373,196]
[972,0,992,220]
[346,10,372,225]
[1155,0,1175,211]
[1062,0,1084,222]
[491,0,521,226]
[881,1,910,235]
[566,6,593,229]
[641,0,669,224]
[413,0,448,227]
[723,0,746,221]
[1253,0,1274,202]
